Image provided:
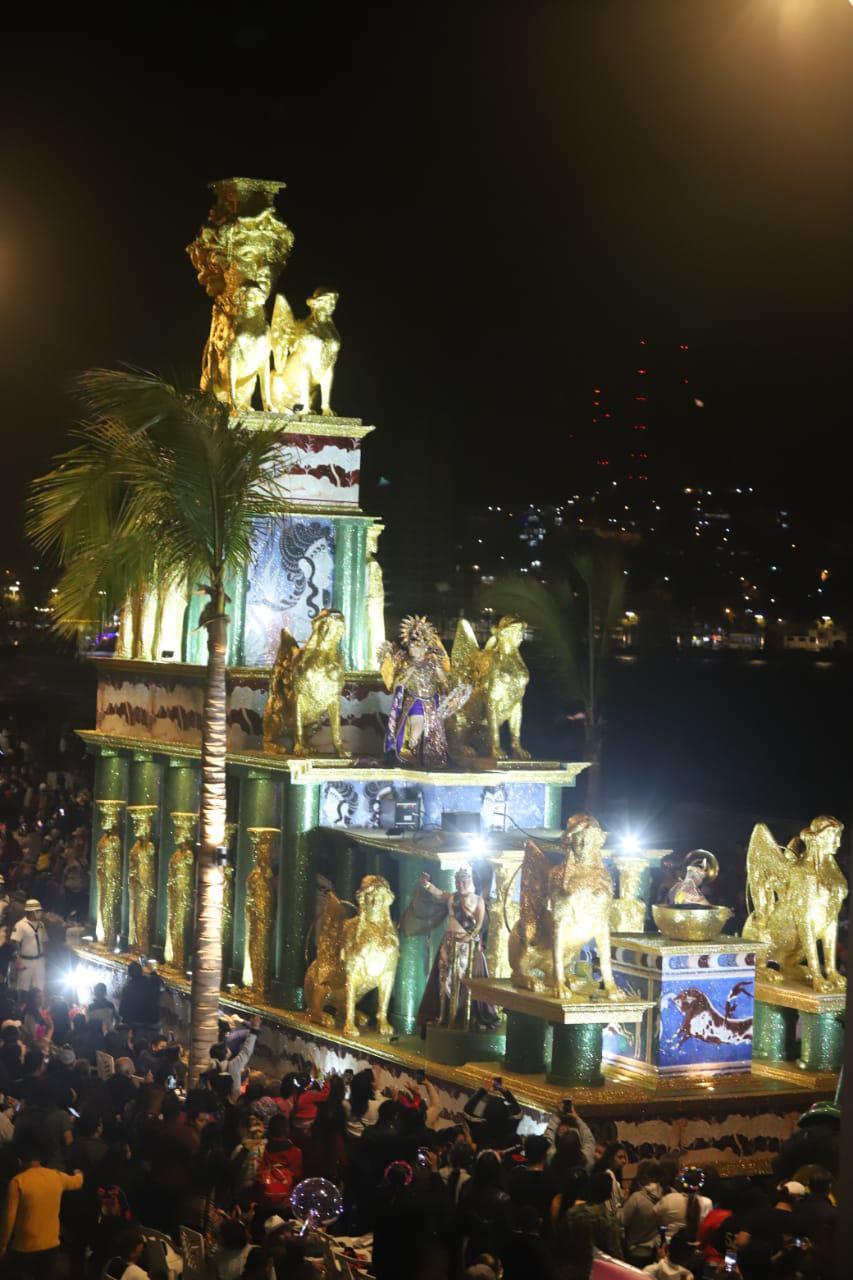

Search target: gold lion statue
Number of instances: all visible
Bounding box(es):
[743,815,847,993]
[508,814,625,1001]
[268,287,340,416]
[449,616,530,760]
[262,610,348,757]
[305,875,400,1038]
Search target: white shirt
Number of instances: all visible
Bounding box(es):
[12,918,47,959]
[656,1190,713,1239]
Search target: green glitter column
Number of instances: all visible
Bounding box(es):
[391,856,428,1035]
[276,777,320,1010]
[504,1010,552,1074]
[548,1023,605,1087]
[234,771,281,984]
[752,1001,799,1063]
[544,784,563,830]
[799,1012,844,1073]
[120,754,161,949]
[335,842,360,905]
[333,519,369,670]
[429,867,456,975]
[157,761,199,956]
[90,750,128,925]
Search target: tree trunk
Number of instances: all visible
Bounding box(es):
[188,604,228,1083]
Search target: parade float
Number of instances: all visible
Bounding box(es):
[73,179,845,1167]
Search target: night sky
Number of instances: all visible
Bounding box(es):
[2,4,852,560]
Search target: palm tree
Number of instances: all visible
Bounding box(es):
[27,369,286,1079]
[482,540,626,810]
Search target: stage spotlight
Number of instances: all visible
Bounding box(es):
[621,833,641,854]
[467,833,487,855]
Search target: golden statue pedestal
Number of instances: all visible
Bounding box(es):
[751,977,845,1088]
[465,977,652,1087]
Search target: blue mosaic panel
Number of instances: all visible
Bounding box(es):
[244,517,337,666]
[605,946,757,1077]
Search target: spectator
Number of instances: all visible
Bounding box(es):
[506,1134,551,1219]
[118,961,162,1032]
[458,1150,512,1267]
[592,1140,628,1217]
[114,1227,149,1280]
[622,1159,664,1267]
[641,1228,700,1279]
[656,1166,712,1243]
[106,1058,137,1118]
[463,1080,521,1151]
[208,1015,261,1102]
[0,1138,83,1271]
[86,983,117,1031]
[13,1080,73,1171]
[552,1171,623,1276]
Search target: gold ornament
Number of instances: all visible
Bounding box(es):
[243,827,277,998]
[95,800,125,947]
[165,812,196,971]
[743,816,847,993]
[651,904,733,942]
[263,610,348,758]
[610,857,647,934]
[269,288,341,416]
[365,524,386,667]
[127,805,158,954]
[305,875,399,1038]
[187,178,294,411]
[449,616,530,761]
[508,813,626,1001]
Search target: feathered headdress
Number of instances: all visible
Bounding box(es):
[399,614,442,652]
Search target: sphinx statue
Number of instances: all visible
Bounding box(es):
[164,813,196,971]
[243,827,276,999]
[508,814,626,1001]
[187,178,294,412]
[305,875,399,1038]
[127,805,158,954]
[263,610,348,757]
[95,801,125,947]
[743,816,847,993]
[449,615,530,760]
[269,288,341,416]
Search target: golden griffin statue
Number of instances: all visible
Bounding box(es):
[508,814,626,1001]
[187,178,294,411]
[743,816,847,993]
[305,875,399,1038]
[449,615,530,760]
[262,610,348,757]
[269,288,341,416]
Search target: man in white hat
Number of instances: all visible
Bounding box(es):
[11,900,48,993]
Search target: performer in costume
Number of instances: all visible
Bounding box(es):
[380,615,469,769]
[12,899,48,993]
[403,865,499,1033]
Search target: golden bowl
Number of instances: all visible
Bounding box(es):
[652,904,733,942]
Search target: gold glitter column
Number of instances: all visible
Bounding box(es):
[122,754,161,949]
[165,812,197,973]
[127,804,158,955]
[243,827,278,999]
[90,750,127,928]
[95,800,125,947]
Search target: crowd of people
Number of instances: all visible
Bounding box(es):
[0,728,841,1280]
[0,956,840,1280]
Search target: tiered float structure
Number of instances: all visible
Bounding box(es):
[75,180,843,1167]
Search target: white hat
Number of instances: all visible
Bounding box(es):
[24,899,42,912]
[780,1181,808,1198]
[263,1215,287,1235]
